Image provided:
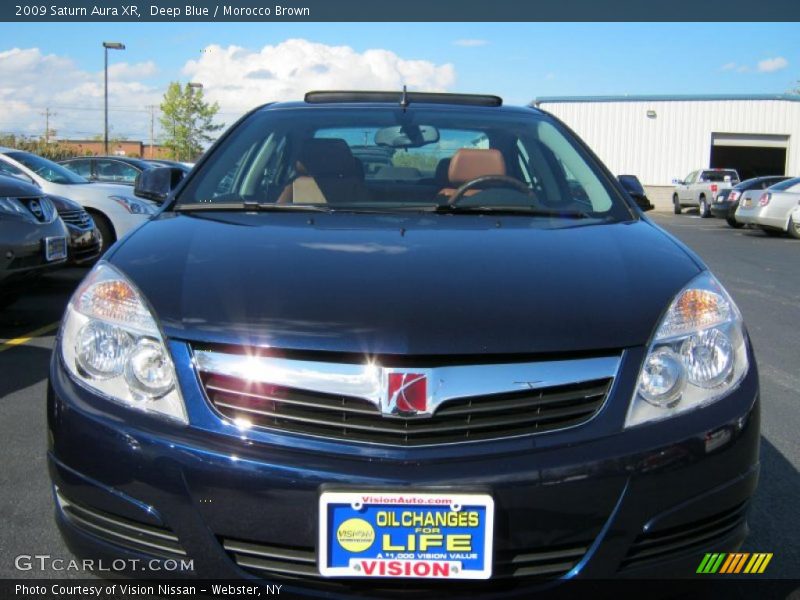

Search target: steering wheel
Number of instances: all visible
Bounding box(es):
[449,175,533,205]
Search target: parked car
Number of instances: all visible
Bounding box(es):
[0,175,68,307]
[0,148,158,254]
[47,194,102,266]
[734,176,800,238]
[59,156,156,186]
[790,204,800,238]
[50,91,759,586]
[672,169,740,217]
[146,159,193,174]
[617,174,654,211]
[710,176,790,228]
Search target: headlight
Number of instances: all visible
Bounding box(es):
[626,272,748,428]
[109,195,156,215]
[60,261,187,423]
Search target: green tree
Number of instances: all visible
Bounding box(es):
[159,82,224,161]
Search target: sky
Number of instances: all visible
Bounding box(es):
[0,22,797,143]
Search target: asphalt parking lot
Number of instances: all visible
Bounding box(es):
[0,212,797,581]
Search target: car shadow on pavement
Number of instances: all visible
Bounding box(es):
[741,436,799,579]
[0,344,53,400]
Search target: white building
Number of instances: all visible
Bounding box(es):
[533,94,800,204]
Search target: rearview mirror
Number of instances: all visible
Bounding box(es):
[375,125,439,148]
[134,167,185,203]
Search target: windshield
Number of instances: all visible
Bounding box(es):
[176,107,632,221]
[7,151,89,185]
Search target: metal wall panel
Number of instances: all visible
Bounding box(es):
[537,100,800,185]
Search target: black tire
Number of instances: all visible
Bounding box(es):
[789,216,800,240]
[673,194,682,214]
[699,196,710,218]
[88,211,116,256]
[726,216,744,229]
[761,227,783,237]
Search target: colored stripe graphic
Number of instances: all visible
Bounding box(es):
[698,553,727,574]
[733,553,750,573]
[720,553,748,573]
[758,554,773,573]
[698,552,772,574]
[744,553,773,574]
[720,554,736,573]
[697,554,713,573]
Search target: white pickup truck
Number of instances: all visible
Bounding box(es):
[672,168,740,217]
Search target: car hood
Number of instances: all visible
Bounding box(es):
[0,174,42,197]
[38,181,136,200]
[109,212,701,356]
[47,194,83,212]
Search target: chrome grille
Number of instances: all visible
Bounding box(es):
[195,349,618,446]
[56,489,186,559]
[224,538,587,581]
[58,208,93,228]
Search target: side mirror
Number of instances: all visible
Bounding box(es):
[632,195,654,212]
[671,178,683,185]
[134,167,185,203]
[618,175,654,212]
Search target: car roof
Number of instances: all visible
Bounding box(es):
[66,155,151,165]
[261,101,540,117]
[255,91,541,117]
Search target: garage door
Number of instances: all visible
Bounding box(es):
[710,133,788,180]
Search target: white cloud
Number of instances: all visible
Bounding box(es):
[0,40,455,145]
[183,39,456,114]
[108,61,158,81]
[0,47,161,140]
[453,39,488,47]
[757,56,788,73]
[721,57,788,74]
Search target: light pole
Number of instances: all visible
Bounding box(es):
[102,41,125,155]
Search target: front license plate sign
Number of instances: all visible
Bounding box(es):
[319,491,494,579]
[45,237,67,261]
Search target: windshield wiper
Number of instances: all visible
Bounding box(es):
[432,204,593,218]
[174,202,332,213]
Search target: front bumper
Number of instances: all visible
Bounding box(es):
[66,224,101,266]
[47,342,760,593]
[0,219,68,284]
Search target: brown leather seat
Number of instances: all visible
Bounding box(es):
[438,148,507,200]
[278,138,370,205]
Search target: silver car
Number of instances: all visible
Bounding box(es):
[0,148,158,254]
[734,176,800,238]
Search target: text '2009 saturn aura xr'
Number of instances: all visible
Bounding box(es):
[48,91,759,592]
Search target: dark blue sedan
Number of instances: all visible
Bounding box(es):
[48,91,759,592]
